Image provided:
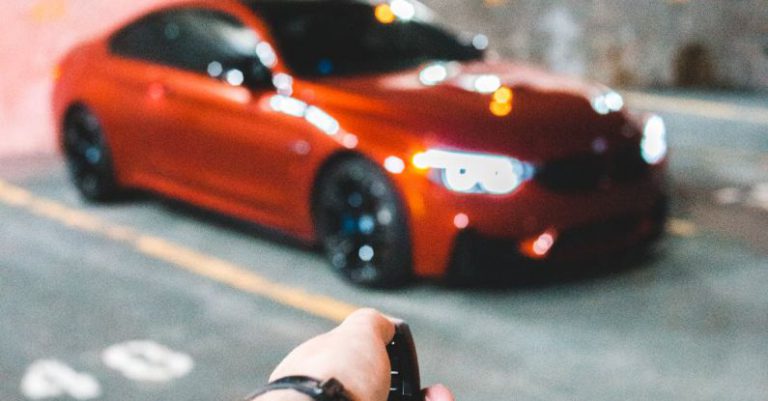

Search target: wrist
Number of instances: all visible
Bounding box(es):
[245,376,352,401]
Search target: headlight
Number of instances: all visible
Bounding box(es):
[592,90,624,115]
[412,149,534,195]
[641,115,667,165]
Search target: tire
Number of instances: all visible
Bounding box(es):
[63,105,122,202]
[313,157,412,288]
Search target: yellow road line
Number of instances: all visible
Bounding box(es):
[623,91,768,126]
[666,218,698,238]
[0,179,357,323]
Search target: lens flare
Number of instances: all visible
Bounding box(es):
[473,75,502,94]
[492,87,513,104]
[419,63,449,86]
[374,4,396,24]
[490,86,514,117]
[453,213,470,229]
[384,156,406,174]
[520,230,558,259]
[489,101,513,117]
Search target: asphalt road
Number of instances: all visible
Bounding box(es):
[1,91,767,401]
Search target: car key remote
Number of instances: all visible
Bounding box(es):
[387,321,422,401]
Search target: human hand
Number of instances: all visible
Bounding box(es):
[257,308,454,401]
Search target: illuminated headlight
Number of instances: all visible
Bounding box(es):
[641,115,668,165]
[592,90,624,115]
[413,149,534,195]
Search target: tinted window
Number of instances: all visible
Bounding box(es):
[110,8,271,85]
[247,1,482,77]
[110,12,168,63]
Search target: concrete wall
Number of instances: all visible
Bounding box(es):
[422,0,768,90]
[0,0,166,156]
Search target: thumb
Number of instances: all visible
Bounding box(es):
[423,384,455,401]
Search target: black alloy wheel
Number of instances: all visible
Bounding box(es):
[63,105,121,202]
[314,157,412,288]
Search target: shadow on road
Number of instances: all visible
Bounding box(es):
[104,188,669,293]
[113,189,317,252]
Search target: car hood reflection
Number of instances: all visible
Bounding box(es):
[297,60,636,161]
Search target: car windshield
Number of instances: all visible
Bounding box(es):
[246,1,483,77]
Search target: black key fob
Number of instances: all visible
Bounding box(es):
[387,321,422,401]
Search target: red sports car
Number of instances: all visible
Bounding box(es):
[53,0,669,287]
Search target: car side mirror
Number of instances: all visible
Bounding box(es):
[243,59,274,91]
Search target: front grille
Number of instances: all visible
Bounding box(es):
[552,198,668,256]
[535,144,648,192]
[555,214,644,251]
[445,197,668,281]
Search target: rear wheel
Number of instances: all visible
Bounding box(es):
[63,105,122,202]
[314,157,412,288]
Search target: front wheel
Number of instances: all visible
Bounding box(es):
[63,105,122,202]
[313,157,412,288]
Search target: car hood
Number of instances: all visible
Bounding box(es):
[297,60,638,162]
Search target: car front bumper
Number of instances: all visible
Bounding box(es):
[445,196,667,280]
[402,163,669,278]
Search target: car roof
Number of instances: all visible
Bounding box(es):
[240,0,377,18]
[241,0,380,11]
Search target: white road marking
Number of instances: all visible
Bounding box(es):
[624,92,768,125]
[713,187,743,205]
[746,183,768,211]
[21,360,101,400]
[102,341,194,383]
[666,218,698,237]
[713,183,768,212]
[0,179,358,323]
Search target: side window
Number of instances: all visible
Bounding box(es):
[110,13,168,64]
[110,8,274,88]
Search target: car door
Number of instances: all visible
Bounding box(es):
[142,8,312,217]
[103,11,176,182]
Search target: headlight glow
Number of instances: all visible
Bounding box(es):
[412,149,533,195]
[489,86,514,117]
[641,115,668,165]
[592,90,624,115]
